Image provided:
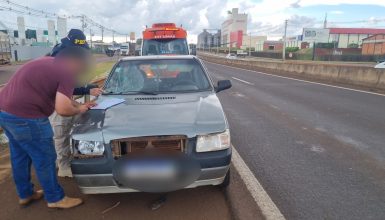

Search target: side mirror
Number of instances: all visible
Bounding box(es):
[215,80,232,93]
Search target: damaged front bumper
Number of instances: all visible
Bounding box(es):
[73,165,229,194]
[71,142,231,194]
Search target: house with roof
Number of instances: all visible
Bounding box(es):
[328,28,385,48]
[361,34,385,55]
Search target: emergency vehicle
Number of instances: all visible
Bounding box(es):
[141,23,190,56]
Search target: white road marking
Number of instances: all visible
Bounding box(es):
[310,145,325,153]
[231,77,255,85]
[205,61,385,97]
[232,146,286,220]
[270,104,280,110]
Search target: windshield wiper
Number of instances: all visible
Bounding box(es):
[103,91,158,95]
[102,91,123,95]
[134,91,159,95]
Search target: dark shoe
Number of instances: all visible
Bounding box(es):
[47,196,83,209]
[19,190,44,206]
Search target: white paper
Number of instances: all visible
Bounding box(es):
[91,98,125,110]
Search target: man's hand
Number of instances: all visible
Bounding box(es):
[78,101,97,113]
[78,104,90,114]
[85,101,97,109]
[90,88,103,96]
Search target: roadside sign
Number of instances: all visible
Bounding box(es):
[130,32,135,41]
[302,28,329,43]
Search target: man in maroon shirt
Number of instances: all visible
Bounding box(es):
[0,46,94,209]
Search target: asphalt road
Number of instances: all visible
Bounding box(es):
[204,61,385,220]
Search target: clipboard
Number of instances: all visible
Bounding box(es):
[90,97,125,110]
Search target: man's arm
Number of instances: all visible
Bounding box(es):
[55,92,89,116]
[73,84,101,96]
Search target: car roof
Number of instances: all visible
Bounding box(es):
[119,55,197,61]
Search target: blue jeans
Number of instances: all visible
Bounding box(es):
[0,111,64,203]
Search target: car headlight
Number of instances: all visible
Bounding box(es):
[73,140,105,156]
[196,129,230,152]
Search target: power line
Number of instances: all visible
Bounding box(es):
[0,0,66,18]
[0,0,128,39]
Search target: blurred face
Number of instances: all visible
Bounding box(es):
[66,55,92,76]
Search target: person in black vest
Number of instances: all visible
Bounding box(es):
[49,29,103,178]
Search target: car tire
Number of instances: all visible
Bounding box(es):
[219,169,230,188]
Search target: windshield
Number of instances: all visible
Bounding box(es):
[142,39,189,55]
[104,59,211,94]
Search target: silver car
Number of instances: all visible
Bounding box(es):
[70,55,232,194]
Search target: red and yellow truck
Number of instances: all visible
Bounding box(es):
[141,23,191,56]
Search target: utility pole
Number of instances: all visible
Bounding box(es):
[312,42,316,61]
[282,19,288,61]
[101,27,104,42]
[249,32,251,56]
[81,15,86,32]
[125,34,128,43]
[228,41,231,55]
[112,31,115,43]
[323,13,328,29]
[89,28,93,49]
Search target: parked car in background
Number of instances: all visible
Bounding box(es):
[226,53,237,59]
[374,61,385,69]
[70,55,232,194]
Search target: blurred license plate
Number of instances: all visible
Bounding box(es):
[123,160,176,180]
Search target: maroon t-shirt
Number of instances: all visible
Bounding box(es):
[0,56,75,118]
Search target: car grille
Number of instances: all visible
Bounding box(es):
[111,136,186,157]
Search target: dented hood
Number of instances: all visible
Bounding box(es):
[71,92,228,143]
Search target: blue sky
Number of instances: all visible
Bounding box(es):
[1,0,385,42]
[227,0,385,39]
[296,4,385,27]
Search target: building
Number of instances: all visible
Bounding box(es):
[286,35,303,48]
[221,8,247,48]
[362,34,385,55]
[0,32,11,64]
[197,29,221,49]
[241,35,267,50]
[328,28,385,48]
[212,31,221,47]
[301,27,385,49]
[262,41,283,51]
